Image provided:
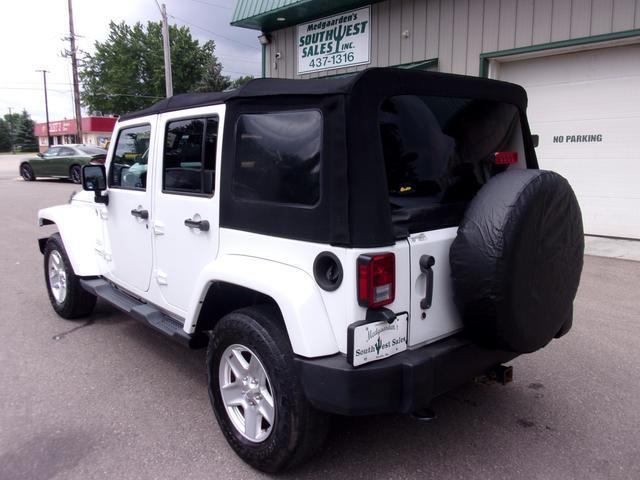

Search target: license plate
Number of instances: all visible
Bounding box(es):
[347,313,408,367]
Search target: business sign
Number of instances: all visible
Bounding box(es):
[34,117,117,137]
[34,119,75,136]
[297,6,371,75]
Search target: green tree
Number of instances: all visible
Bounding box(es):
[14,110,37,152]
[1,112,22,152]
[80,21,230,115]
[229,75,255,89]
[0,111,37,152]
[193,57,230,93]
[0,119,12,152]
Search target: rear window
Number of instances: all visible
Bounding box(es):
[233,110,322,206]
[78,146,106,155]
[379,95,525,233]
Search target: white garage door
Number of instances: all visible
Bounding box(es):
[497,43,640,239]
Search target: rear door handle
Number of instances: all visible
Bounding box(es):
[419,255,435,309]
[130,208,149,220]
[184,218,210,232]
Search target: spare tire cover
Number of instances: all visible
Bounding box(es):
[450,169,584,353]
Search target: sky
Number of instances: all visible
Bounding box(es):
[0,0,262,123]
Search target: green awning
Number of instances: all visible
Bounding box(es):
[232,0,384,32]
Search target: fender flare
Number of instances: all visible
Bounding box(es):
[37,204,102,277]
[186,255,339,358]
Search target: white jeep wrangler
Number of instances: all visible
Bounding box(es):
[38,68,584,472]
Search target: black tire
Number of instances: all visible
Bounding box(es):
[207,306,330,472]
[20,163,35,181]
[69,165,82,184]
[450,169,584,353]
[44,233,97,319]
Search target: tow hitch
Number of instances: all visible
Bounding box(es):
[411,407,436,422]
[477,364,514,385]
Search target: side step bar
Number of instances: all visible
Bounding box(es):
[79,278,208,349]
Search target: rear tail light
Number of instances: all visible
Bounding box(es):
[494,151,518,165]
[357,253,395,308]
[90,155,106,165]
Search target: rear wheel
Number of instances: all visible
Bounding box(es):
[20,163,35,181]
[69,165,82,184]
[207,306,329,472]
[44,233,96,319]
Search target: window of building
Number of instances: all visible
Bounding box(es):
[109,124,151,190]
[233,110,322,206]
[162,116,218,195]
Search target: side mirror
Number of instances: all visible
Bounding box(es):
[531,134,540,148]
[82,164,108,205]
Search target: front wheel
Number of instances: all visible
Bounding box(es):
[207,306,330,472]
[44,233,96,319]
[20,163,35,181]
[69,165,82,184]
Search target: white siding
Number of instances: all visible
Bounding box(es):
[264,0,640,78]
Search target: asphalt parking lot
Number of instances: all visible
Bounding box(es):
[1,153,639,480]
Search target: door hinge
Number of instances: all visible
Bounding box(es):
[152,221,165,236]
[156,270,168,285]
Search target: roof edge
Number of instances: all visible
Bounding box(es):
[231,0,384,32]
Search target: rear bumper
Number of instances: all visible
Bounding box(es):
[294,335,517,415]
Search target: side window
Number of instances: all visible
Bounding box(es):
[233,110,322,206]
[58,147,75,156]
[43,147,59,158]
[162,116,218,195]
[109,124,151,190]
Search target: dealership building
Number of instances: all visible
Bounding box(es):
[34,116,117,153]
[232,0,640,239]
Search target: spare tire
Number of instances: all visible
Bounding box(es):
[450,169,584,353]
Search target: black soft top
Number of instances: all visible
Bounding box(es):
[118,68,528,121]
[119,68,534,247]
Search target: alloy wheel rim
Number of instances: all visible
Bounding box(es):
[48,250,67,304]
[21,165,31,180]
[71,167,81,183]
[218,344,275,443]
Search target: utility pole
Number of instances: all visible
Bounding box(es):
[7,107,14,153]
[155,0,173,97]
[36,69,51,148]
[67,0,83,143]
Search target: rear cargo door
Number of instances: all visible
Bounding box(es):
[407,227,462,347]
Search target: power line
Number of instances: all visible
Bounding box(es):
[0,87,162,99]
[169,14,259,50]
[90,93,164,99]
[214,55,260,64]
[185,0,231,9]
[223,69,258,76]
